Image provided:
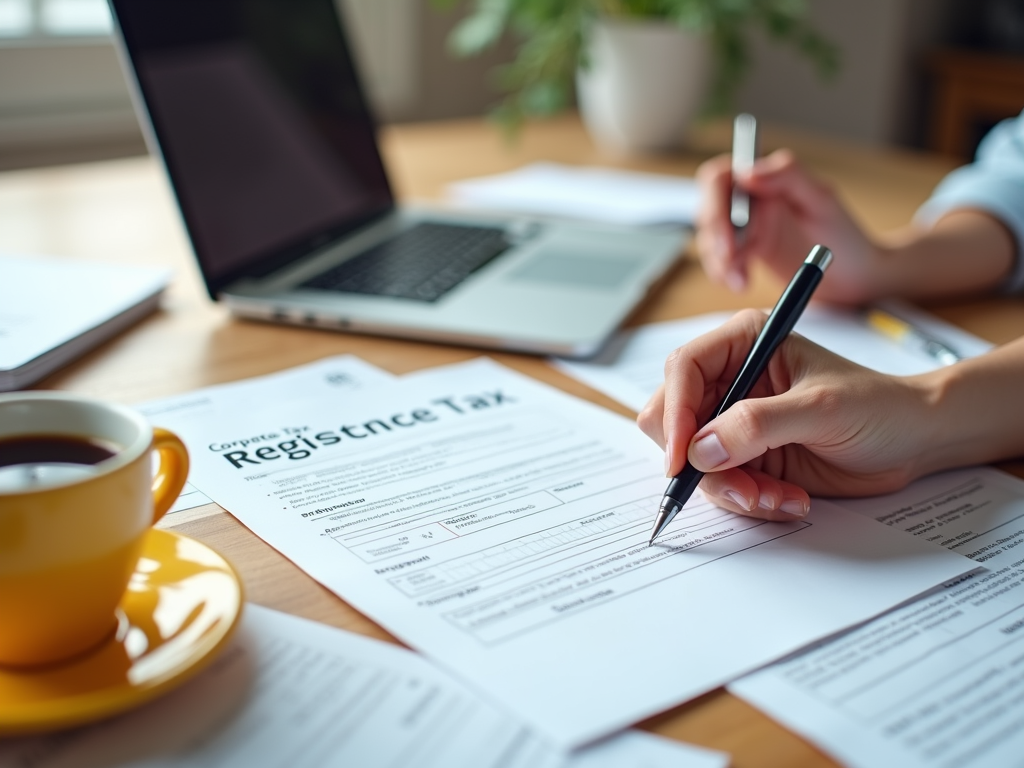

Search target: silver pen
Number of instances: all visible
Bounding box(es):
[730,113,758,230]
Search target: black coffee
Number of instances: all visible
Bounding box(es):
[0,435,118,469]
[0,435,120,492]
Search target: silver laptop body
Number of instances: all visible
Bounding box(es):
[109,0,686,358]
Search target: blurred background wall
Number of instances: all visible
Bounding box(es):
[1,0,1021,170]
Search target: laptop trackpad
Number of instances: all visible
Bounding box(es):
[508,251,642,289]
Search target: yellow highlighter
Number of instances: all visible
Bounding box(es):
[866,309,963,366]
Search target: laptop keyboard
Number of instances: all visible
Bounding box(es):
[300,222,511,303]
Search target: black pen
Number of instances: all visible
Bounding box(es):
[730,113,758,231]
[648,244,833,545]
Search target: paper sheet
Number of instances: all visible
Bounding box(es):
[0,255,171,390]
[0,605,727,768]
[554,302,994,412]
[138,356,397,514]
[158,356,974,747]
[0,255,170,372]
[731,467,1024,768]
[446,163,700,226]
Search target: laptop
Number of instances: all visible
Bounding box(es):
[108,0,686,358]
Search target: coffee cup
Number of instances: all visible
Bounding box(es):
[0,392,189,667]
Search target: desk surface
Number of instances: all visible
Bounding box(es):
[4,115,1024,767]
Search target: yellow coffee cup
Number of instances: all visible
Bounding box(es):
[0,392,189,667]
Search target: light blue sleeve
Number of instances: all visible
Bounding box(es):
[916,109,1024,293]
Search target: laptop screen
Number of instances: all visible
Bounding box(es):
[110,0,394,297]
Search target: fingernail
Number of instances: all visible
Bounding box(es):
[691,432,729,469]
[758,492,775,511]
[780,500,809,518]
[664,442,674,477]
[726,490,752,511]
[725,271,745,293]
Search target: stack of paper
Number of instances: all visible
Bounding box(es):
[1,605,727,768]
[0,255,170,391]
[731,468,1024,768]
[541,303,1024,767]
[147,354,975,750]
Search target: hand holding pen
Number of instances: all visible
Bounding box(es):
[638,242,994,540]
[647,245,832,543]
[638,294,1024,537]
[694,122,878,304]
[636,267,962,539]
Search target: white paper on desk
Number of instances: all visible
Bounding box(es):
[446,162,700,226]
[171,357,974,747]
[0,604,727,768]
[554,303,993,412]
[0,255,170,390]
[139,355,396,514]
[731,467,1024,768]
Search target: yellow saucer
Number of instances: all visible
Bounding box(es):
[0,528,244,735]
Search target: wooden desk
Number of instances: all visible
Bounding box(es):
[3,115,1023,767]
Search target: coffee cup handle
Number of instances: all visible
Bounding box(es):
[151,427,190,524]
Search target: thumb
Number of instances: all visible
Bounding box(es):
[687,388,830,472]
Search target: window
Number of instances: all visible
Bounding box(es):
[0,0,134,169]
[0,0,112,40]
[0,0,419,169]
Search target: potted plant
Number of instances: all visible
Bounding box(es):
[433,0,839,152]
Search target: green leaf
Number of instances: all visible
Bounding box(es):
[448,0,514,55]
[450,15,503,54]
[522,80,568,114]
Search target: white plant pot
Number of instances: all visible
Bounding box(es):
[576,17,711,153]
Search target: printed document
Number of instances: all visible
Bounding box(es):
[138,355,396,514]
[446,162,700,226]
[165,358,974,747]
[731,468,1024,768]
[554,303,992,412]
[0,605,727,768]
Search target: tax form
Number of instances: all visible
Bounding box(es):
[138,355,396,514]
[731,467,1024,768]
[0,605,727,768]
[554,303,992,412]
[168,358,975,748]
